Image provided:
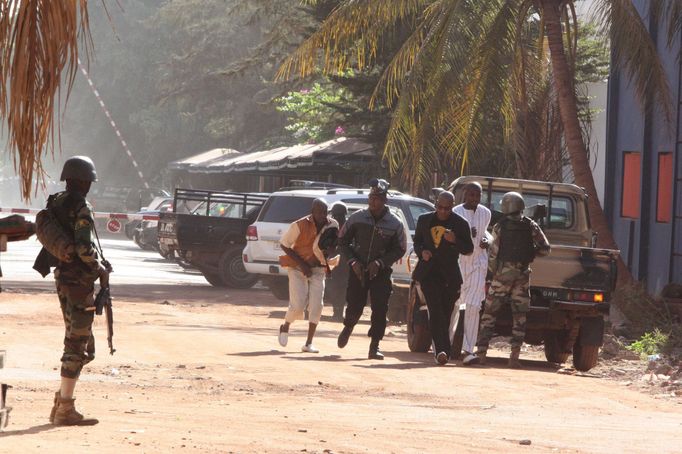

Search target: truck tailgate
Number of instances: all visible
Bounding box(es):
[531,245,619,293]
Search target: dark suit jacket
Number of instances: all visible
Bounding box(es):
[412,211,474,285]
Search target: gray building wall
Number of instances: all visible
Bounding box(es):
[605,0,681,294]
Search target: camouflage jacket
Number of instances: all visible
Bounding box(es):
[51,190,105,285]
[488,214,550,274]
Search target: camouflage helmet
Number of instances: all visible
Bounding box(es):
[500,191,525,214]
[60,156,98,182]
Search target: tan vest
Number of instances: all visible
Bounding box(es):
[279,216,320,268]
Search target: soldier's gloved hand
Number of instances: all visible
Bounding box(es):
[351,261,364,282]
[367,260,381,280]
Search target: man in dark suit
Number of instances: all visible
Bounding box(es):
[412,191,473,365]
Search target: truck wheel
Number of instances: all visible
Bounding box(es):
[543,330,571,364]
[267,277,289,301]
[204,272,227,287]
[407,283,431,353]
[219,246,259,289]
[159,244,175,261]
[572,343,600,372]
[450,308,465,360]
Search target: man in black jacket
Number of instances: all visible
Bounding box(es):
[337,179,407,359]
[412,191,473,365]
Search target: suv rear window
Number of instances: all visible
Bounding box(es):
[482,191,574,229]
[259,196,315,223]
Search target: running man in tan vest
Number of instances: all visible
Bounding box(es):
[278,199,339,353]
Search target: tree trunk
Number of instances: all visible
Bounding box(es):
[541,0,633,284]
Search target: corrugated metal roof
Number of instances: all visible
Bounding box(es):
[168,148,242,171]
[175,137,374,174]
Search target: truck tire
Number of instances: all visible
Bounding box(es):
[572,343,600,372]
[450,308,465,360]
[204,272,227,287]
[543,330,571,364]
[407,283,431,353]
[219,246,259,289]
[159,243,175,260]
[267,277,290,301]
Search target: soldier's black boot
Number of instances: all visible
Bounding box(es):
[368,340,384,360]
[337,326,353,348]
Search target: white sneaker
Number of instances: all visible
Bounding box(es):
[435,351,448,365]
[278,326,288,347]
[462,353,480,365]
[301,344,319,353]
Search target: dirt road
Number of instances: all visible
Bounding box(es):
[1,285,681,453]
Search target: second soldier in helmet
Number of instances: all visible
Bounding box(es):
[475,191,550,368]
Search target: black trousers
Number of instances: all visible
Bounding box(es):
[420,275,461,356]
[344,267,393,342]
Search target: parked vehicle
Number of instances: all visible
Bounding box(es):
[406,176,619,372]
[125,197,173,240]
[242,187,433,320]
[133,201,174,257]
[158,189,269,288]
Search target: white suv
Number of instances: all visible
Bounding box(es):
[242,188,433,301]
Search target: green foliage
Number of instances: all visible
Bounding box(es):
[627,329,669,358]
[276,82,347,143]
[614,283,682,356]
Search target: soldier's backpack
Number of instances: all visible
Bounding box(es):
[35,195,75,263]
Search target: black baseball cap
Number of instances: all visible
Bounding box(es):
[369,178,390,196]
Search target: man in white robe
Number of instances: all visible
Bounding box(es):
[450,182,491,365]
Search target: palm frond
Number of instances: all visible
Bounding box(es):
[276,0,432,80]
[666,1,682,47]
[436,0,520,171]
[0,0,93,199]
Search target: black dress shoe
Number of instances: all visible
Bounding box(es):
[368,348,384,360]
[368,342,384,360]
[337,326,352,348]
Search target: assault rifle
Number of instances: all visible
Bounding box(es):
[94,286,115,355]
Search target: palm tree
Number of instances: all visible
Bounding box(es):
[0,0,92,199]
[279,0,681,281]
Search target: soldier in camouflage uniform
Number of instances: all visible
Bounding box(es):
[475,192,550,368]
[49,156,109,426]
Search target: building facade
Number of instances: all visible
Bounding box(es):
[605,0,681,294]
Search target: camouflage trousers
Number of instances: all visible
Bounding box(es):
[476,263,530,352]
[56,282,96,379]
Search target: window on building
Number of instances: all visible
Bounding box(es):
[657,152,673,223]
[621,152,641,219]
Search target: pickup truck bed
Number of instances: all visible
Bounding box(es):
[158,189,269,288]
